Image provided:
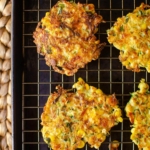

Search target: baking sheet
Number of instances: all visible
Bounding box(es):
[12,0,23,150]
[21,0,150,150]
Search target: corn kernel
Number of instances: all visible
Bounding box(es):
[96,133,103,139]
[92,125,100,133]
[125,103,133,112]
[113,26,118,32]
[94,118,100,124]
[97,109,104,115]
[78,77,83,82]
[77,140,85,148]
[89,109,96,118]
[138,79,149,94]
[141,23,147,30]
[50,135,56,142]
[96,89,103,94]
[46,12,50,16]
[130,132,136,140]
[88,97,93,101]
[42,18,50,26]
[77,129,85,137]
[85,83,90,90]
[117,117,123,122]
[115,109,122,117]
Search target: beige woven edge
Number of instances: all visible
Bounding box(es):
[0,0,12,150]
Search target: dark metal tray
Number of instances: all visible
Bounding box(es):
[12,0,23,150]
[13,0,150,150]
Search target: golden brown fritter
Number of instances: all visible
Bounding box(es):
[108,140,120,150]
[33,0,105,76]
[125,79,150,150]
[107,3,150,72]
[41,78,122,150]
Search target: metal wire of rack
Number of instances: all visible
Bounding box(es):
[22,0,150,150]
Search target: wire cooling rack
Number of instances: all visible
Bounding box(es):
[22,0,150,149]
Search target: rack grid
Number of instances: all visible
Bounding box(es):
[22,0,150,149]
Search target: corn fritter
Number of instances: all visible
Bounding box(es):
[125,79,150,150]
[107,3,150,72]
[33,0,106,76]
[41,78,122,150]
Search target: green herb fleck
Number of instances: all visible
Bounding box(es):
[69,0,75,3]
[58,3,65,14]
[66,122,72,131]
[66,122,71,127]
[41,47,46,54]
[99,104,102,108]
[70,115,74,118]
[45,29,49,33]
[125,17,129,23]
[138,51,143,55]
[45,137,51,147]
[146,90,150,94]
[120,25,124,32]
[138,10,144,16]
[130,92,134,96]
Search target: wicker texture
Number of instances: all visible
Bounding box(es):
[0,0,11,150]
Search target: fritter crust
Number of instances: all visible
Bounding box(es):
[125,79,150,150]
[41,78,122,150]
[33,0,105,76]
[107,3,150,72]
